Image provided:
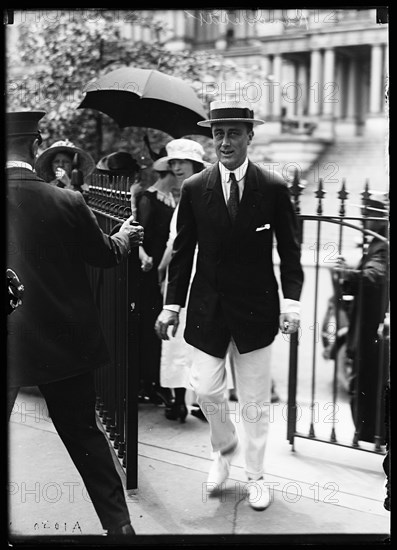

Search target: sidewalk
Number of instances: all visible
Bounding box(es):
[8,388,390,545]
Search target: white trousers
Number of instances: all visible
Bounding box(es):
[189,340,272,480]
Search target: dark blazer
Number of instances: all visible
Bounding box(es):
[7,167,131,387]
[345,236,389,359]
[165,161,304,357]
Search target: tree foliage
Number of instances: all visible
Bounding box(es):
[6,8,233,173]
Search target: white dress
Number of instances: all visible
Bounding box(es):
[160,206,234,390]
[160,206,195,388]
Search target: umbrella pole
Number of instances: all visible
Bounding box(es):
[95,112,103,158]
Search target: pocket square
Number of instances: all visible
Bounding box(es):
[256,224,271,232]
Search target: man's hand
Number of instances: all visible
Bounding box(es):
[279,312,300,334]
[333,255,348,275]
[120,215,144,247]
[141,255,153,272]
[155,309,179,340]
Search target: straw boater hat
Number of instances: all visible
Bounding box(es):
[35,140,96,182]
[162,138,211,167]
[197,100,265,127]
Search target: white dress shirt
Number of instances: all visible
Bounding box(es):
[219,157,248,204]
[164,158,300,316]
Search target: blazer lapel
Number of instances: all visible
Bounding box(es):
[203,162,231,230]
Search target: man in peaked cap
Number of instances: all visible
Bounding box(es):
[334,196,389,446]
[6,111,144,536]
[155,100,304,510]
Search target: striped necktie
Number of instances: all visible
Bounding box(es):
[227,172,239,223]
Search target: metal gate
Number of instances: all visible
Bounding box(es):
[286,174,389,454]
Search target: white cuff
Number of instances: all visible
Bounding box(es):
[164,304,181,313]
[281,299,300,315]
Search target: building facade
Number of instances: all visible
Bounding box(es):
[127,9,389,180]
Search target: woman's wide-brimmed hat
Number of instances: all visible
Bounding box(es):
[162,138,211,167]
[35,140,95,182]
[197,100,265,127]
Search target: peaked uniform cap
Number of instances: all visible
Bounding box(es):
[6,110,46,136]
[197,100,265,127]
[362,197,389,217]
[35,140,96,182]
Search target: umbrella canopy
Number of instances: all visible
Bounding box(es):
[78,67,212,138]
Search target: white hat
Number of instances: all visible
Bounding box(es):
[164,138,207,165]
[197,100,265,127]
[152,157,173,172]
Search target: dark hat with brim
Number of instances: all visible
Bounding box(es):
[362,196,389,217]
[197,100,265,127]
[35,140,95,182]
[96,151,142,174]
[6,110,46,137]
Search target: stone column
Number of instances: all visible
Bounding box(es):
[346,56,357,119]
[334,57,344,119]
[282,61,295,118]
[296,62,308,116]
[261,55,271,117]
[369,44,382,114]
[322,48,336,117]
[309,49,322,116]
[272,53,282,119]
[215,19,228,49]
[383,43,389,112]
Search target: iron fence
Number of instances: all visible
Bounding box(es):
[287,172,389,455]
[86,174,140,489]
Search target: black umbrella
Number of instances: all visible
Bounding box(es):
[78,67,212,138]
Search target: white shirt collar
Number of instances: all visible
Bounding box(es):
[219,157,249,184]
[6,161,34,171]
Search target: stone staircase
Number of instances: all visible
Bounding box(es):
[292,135,389,257]
[301,136,389,217]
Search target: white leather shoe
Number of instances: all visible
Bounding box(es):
[206,441,239,491]
[246,478,271,510]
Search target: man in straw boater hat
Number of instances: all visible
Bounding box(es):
[155,100,304,510]
[6,110,144,537]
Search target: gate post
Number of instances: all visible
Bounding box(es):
[287,331,299,447]
[125,248,141,489]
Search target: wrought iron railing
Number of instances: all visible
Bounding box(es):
[287,171,389,455]
[86,174,140,489]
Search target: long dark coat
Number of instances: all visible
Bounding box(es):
[345,236,389,443]
[165,161,304,357]
[7,167,131,387]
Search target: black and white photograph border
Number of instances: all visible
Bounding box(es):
[5,7,390,547]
